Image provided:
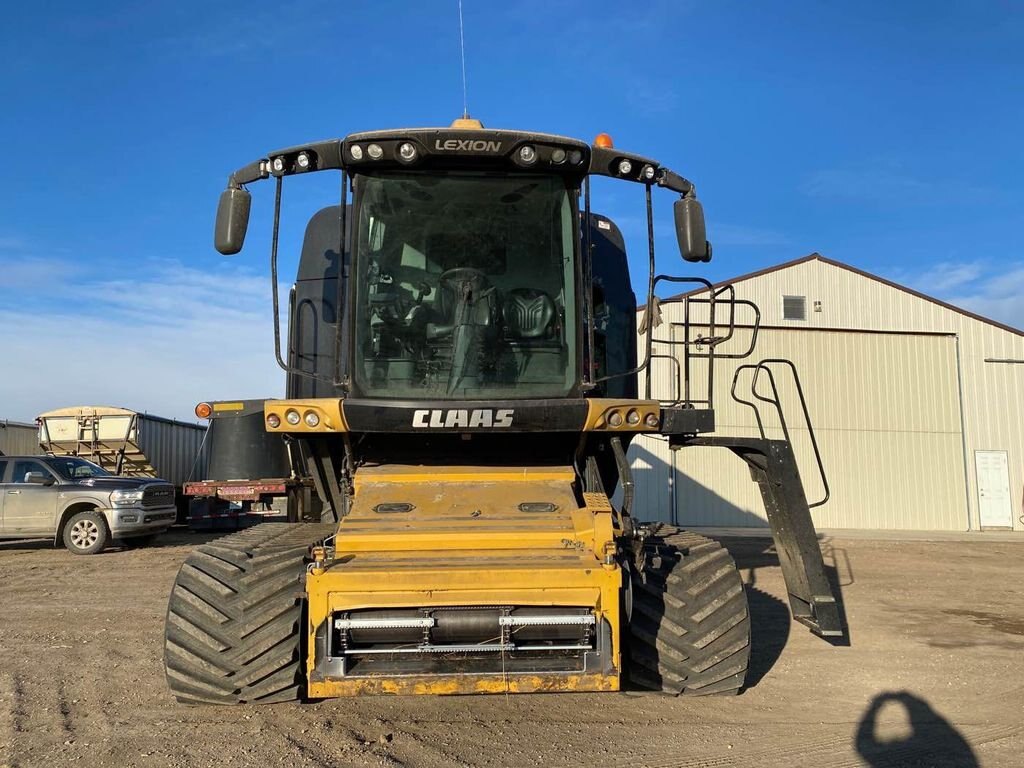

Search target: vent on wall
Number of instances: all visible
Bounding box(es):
[783,295,807,321]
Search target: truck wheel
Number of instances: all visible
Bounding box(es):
[163,523,335,705]
[626,524,750,695]
[62,510,110,555]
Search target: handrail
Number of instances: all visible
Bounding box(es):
[730,359,830,508]
[628,276,761,407]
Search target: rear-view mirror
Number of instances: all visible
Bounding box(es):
[674,196,711,263]
[214,186,252,255]
[25,472,54,486]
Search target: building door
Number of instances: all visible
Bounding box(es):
[976,451,1013,528]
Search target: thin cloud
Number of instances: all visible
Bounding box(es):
[801,163,990,205]
[908,260,986,294]
[0,260,285,422]
[892,257,1024,332]
[945,263,1024,331]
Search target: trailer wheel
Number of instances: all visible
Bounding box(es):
[163,523,334,705]
[626,524,750,696]
[62,510,110,555]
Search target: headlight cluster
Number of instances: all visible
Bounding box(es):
[267,150,318,176]
[111,488,145,507]
[512,144,585,168]
[613,158,658,184]
[597,408,660,431]
[266,407,324,430]
[349,143,392,162]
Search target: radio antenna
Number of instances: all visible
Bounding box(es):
[458,0,469,118]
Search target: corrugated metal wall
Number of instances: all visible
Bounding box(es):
[138,415,207,488]
[0,421,41,456]
[632,257,1024,531]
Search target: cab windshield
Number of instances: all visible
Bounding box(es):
[353,172,578,399]
[50,457,111,479]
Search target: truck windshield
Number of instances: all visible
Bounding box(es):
[50,457,111,479]
[353,172,578,399]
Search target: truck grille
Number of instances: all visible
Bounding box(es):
[143,485,176,508]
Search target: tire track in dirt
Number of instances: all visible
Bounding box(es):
[590,721,1023,768]
[0,672,75,768]
[0,673,26,768]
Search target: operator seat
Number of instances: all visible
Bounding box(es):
[426,268,499,341]
[503,288,556,342]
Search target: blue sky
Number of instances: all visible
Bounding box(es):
[1,1,1022,421]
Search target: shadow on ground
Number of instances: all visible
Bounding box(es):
[855,691,977,768]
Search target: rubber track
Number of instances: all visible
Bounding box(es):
[164,523,336,705]
[627,523,751,695]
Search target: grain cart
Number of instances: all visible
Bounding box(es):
[163,119,842,704]
[39,406,206,521]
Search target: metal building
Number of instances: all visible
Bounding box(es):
[630,253,1024,532]
[0,420,41,456]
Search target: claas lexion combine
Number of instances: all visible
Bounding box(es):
[163,117,843,704]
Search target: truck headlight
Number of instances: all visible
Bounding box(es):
[111,489,145,506]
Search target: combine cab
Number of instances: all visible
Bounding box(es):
[163,119,843,704]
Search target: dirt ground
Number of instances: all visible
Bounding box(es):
[1,529,1022,768]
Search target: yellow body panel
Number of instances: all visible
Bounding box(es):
[305,465,623,696]
[264,398,347,433]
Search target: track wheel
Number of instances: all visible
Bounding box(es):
[163,523,335,705]
[627,524,751,696]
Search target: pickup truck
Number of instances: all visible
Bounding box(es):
[0,455,176,554]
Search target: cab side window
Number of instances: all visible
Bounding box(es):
[0,460,8,482]
[11,460,50,484]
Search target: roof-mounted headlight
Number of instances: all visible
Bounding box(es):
[398,142,418,163]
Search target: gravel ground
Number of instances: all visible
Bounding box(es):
[1,529,1022,768]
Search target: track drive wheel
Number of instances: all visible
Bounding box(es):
[627,524,751,695]
[164,523,335,705]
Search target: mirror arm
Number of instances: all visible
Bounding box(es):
[657,168,694,196]
[229,158,269,187]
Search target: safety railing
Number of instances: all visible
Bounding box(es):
[640,276,761,408]
[730,359,830,508]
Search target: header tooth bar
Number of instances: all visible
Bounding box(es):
[335,617,435,630]
[498,615,596,627]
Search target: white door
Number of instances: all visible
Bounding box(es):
[976,451,1013,528]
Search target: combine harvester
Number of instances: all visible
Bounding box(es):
[163,118,842,704]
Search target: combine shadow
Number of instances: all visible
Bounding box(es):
[726,536,852,647]
[855,691,977,767]
[742,582,791,690]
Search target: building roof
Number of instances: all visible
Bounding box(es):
[651,252,1023,337]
